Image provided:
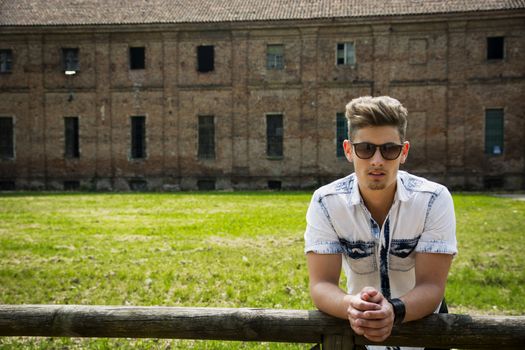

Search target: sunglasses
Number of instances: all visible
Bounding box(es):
[352,142,404,160]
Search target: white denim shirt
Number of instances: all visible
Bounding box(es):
[304,170,457,301]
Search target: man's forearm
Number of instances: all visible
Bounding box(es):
[310,281,352,320]
[400,282,445,322]
[402,253,453,323]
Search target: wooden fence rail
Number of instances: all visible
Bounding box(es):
[1,305,524,349]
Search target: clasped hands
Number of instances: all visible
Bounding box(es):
[345,286,395,342]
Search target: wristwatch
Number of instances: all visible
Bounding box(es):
[388,298,406,325]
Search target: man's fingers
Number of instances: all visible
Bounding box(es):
[361,309,391,319]
[350,313,392,342]
[350,298,382,311]
[363,332,390,343]
[361,325,392,341]
[347,290,386,333]
[351,323,365,335]
[360,288,379,301]
[362,292,384,304]
[360,287,384,305]
[350,308,390,320]
[361,286,378,295]
[348,317,365,335]
[348,309,364,319]
[354,317,391,329]
[365,293,383,304]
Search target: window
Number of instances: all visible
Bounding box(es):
[0,117,14,159]
[267,44,284,70]
[336,113,348,157]
[197,179,216,191]
[484,176,504,189]
[64,117,80,158]
[0,49,13,73]
[485,109,504,155]
[62,48,79,72]
[197,45,214,72]
[266,114,283,157]
[63,181,80,191]
[129,179,148,191]
[129,47,145,70]
[0,181,15,191]
[131,116,146,159]
[198,115,215,159]
[336,42,355,65]
[487,37,504,60]
[268,180,282,190]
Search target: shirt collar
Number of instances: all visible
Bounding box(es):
[349,174,362,206]
[396,171,412,202]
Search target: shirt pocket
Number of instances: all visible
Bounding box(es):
[389,236,420,271]
[339,238,377,274]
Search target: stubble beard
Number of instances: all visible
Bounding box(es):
[367,181,386,190]
[366,167,387,190]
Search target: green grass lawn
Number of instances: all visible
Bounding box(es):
[0,191,523,349]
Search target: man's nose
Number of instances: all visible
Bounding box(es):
[369,147,385,165]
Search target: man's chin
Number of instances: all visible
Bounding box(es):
[367,182,386,190]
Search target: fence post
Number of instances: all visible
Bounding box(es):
[322,330,361,350]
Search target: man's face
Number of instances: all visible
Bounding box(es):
[343,126,409,192]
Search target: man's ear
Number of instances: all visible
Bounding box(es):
[343,140,353,163]
[400,141,410,164]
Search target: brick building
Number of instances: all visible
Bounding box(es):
[0,0,524,191]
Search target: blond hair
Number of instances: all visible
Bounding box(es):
[345,96,408,141]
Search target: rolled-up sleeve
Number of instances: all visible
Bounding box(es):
[415,187,458,255]
[304,192,343,254]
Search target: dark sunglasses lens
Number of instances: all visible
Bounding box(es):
[354,143,375,159]
[380,144,403,160]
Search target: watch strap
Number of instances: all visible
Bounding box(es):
[388,298,406,325]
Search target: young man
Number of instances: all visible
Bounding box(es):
[304,96,457,350]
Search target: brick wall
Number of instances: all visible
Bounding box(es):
[0,13,524,191]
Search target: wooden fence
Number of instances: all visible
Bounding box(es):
[1,305,524,349]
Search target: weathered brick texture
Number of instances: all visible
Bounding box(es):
[0,11,524,190]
